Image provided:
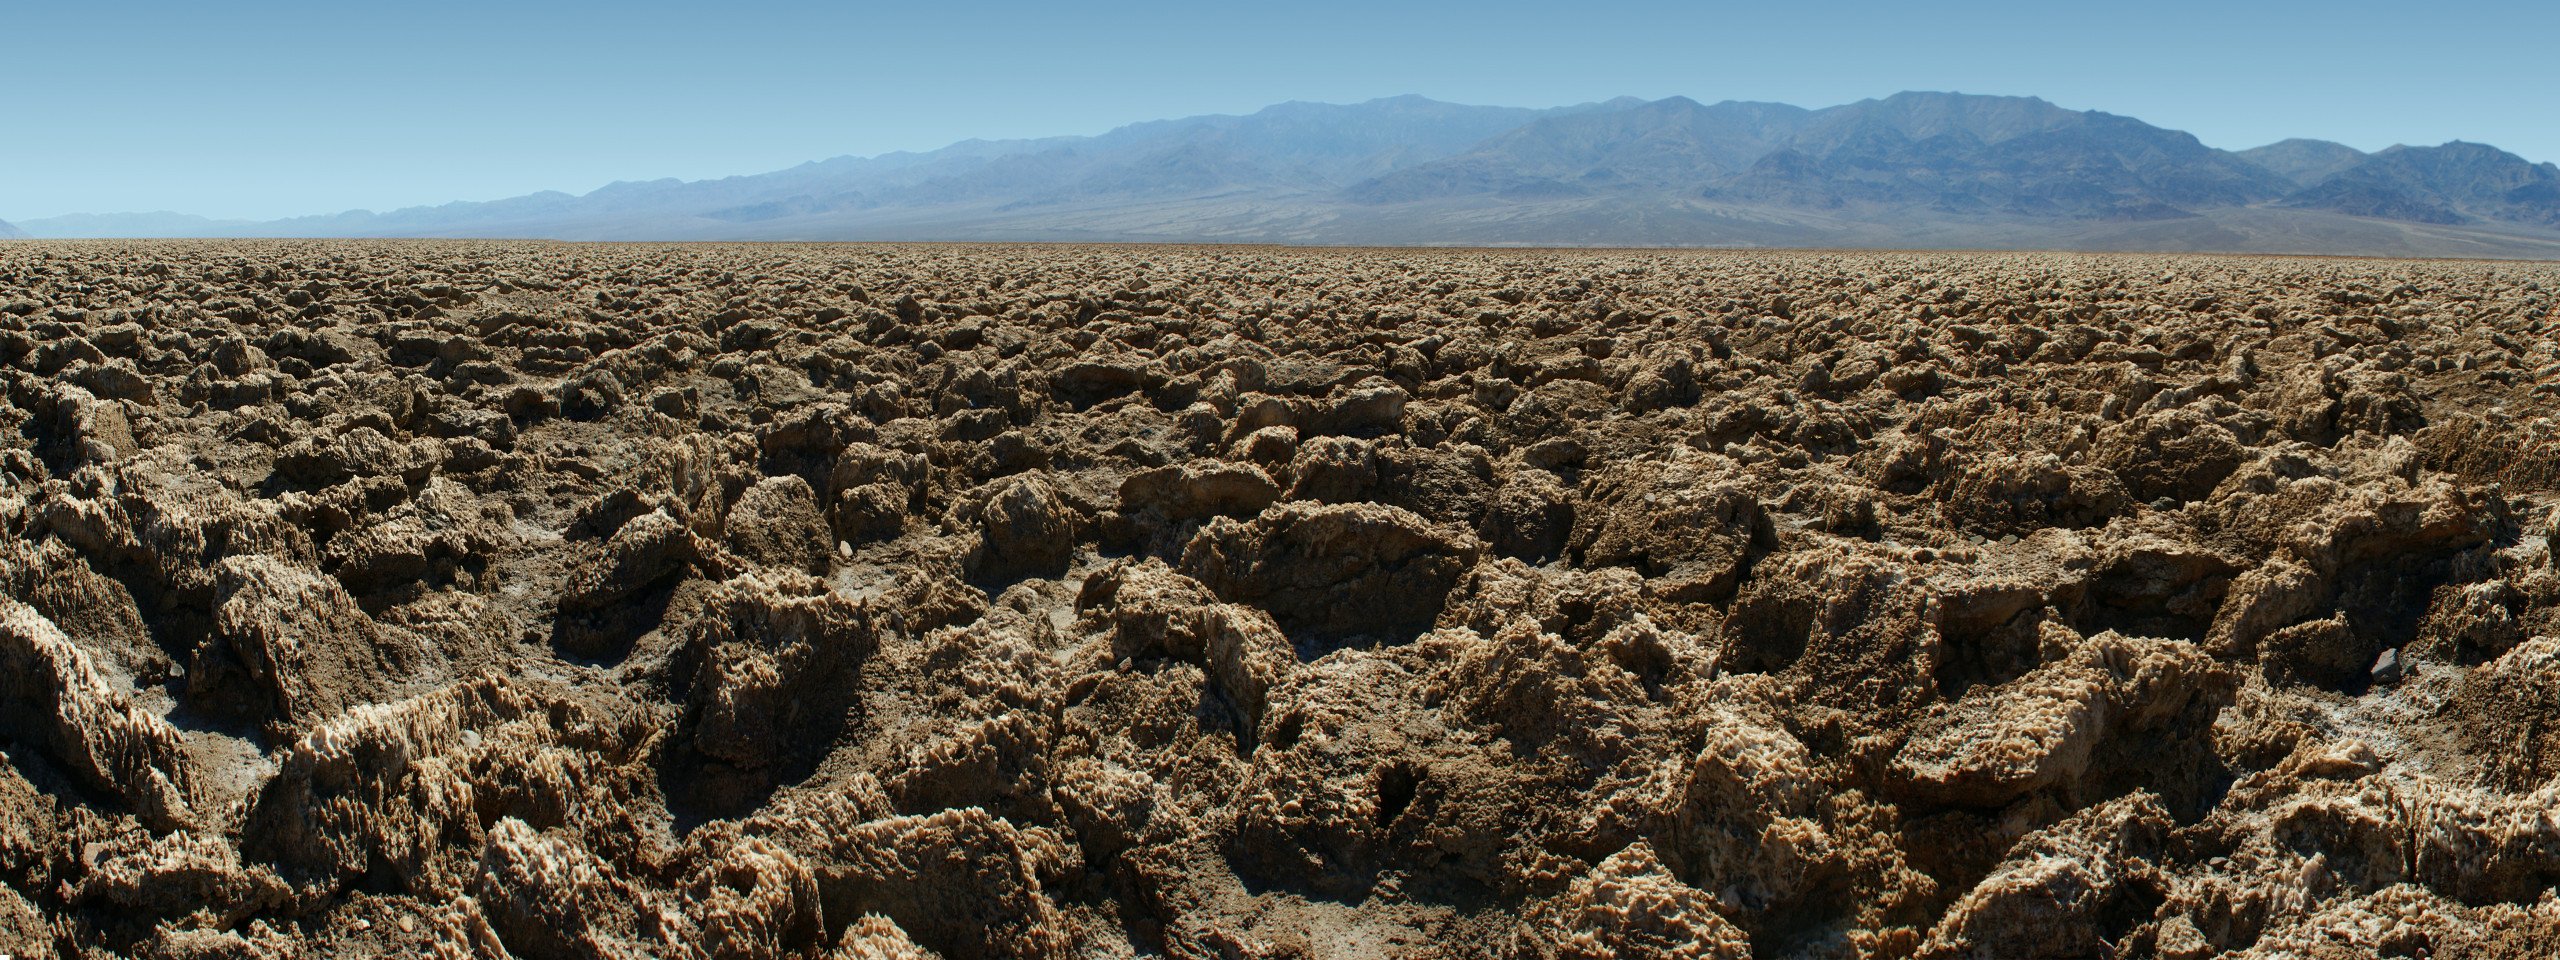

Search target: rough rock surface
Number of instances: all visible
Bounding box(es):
[0,241,2556,957]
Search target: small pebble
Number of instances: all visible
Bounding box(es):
[2371,647,2405,686]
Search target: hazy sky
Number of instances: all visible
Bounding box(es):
[7,0,2554,221]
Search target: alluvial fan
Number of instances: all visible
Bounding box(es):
[0,240,2557,958]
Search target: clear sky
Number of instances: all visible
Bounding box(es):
[6,0,2553,222]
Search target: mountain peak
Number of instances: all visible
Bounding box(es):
[1882,90,2053,106]
[2239,139,2368,187]
[2376,140,2544,168]
[2283,139,2560,227]
[1828,91,2082,136]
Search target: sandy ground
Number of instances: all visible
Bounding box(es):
[1,241,2557,958]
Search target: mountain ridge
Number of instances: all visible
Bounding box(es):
[17,92,2560,258]
[2278,142,2560,228]
[2238,139,2370,188]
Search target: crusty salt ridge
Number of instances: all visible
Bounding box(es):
[0,241,2555,957]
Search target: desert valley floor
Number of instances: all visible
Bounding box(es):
[1,242,2557,959]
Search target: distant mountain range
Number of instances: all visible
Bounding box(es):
[16,92,2560,258]
[0,218,27,240]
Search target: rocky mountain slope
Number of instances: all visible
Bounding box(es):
[2280,141,2560,227]
[1,241,2558,958]
[1712,93,2293,219]
[1344,96,1817,202]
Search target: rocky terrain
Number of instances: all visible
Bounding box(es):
[0,240,2557,958]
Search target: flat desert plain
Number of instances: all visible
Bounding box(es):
[1,242,2557,959]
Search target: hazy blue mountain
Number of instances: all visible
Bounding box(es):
[1346,97,1814,202]
[1084,95,1561,185]
[2239,139,2369,187]
[0,219,25,240]
[16,92,2560,257]
[217,97,1569,237]
[1353,92,2307,223]
[2280,142,2560,227]
[1712,93,2294,219]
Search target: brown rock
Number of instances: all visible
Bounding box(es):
[969,472,1076,580]
[1181,501,1482,641]
[0,598,197,829]
[1571,452,1771,604]
[1515,842,1751,960]
[725,475,831,572]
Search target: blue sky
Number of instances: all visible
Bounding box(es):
[6,0,2554,221]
